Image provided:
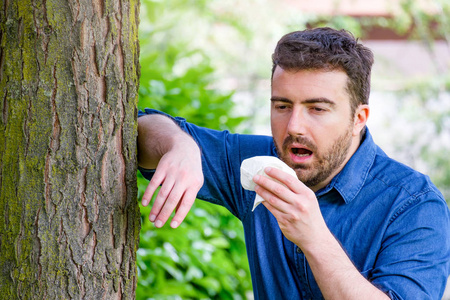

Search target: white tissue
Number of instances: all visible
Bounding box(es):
[240,156,297,211]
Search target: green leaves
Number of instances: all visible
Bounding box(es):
[137,174,252,300]
[137,1,252,298]
[138,30,245,131]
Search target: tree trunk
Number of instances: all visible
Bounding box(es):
[0,0,140,298]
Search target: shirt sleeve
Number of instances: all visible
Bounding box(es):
[138,108,277,220]
[370,191,450,299]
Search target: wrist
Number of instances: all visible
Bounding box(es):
[171,134,201,159]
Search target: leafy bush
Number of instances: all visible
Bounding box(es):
[137,0,252,299]
[137,181,251,299]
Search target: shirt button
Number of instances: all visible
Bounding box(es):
[296,247,302,254]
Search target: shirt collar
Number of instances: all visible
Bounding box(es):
[316,128,377,204]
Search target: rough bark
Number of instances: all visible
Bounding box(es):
[0,0,140,298]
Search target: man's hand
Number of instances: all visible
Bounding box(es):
[142,145,203,228]
[253,167,328,248]
[138,114,203,228]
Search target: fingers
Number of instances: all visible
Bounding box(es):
[255,167,326,246]
[170,188,197,228]
[148,174,178,227]
[253,167,312,213]
[261,199,289,221]
[254,184,291,214]
[253,168,297,203]
[142,164,202,229]
[142,171,164,207]
[153,176,194,227]
[263,167,305,194]
[141,142,203,229]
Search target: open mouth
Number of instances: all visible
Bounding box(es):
[291,147,313,157]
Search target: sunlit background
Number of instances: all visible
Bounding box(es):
[136,0,450,299]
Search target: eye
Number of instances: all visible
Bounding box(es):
[272,102,291,111]
[310,106,327,113]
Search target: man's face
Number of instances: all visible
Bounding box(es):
[271,67,361,191]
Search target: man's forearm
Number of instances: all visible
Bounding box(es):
[303,232,389,300]
[138,113,203,227]
[137,114,197,169]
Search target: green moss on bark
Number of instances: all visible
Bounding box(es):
[0,0,140,298]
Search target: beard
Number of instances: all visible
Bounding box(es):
[274,125,353,189]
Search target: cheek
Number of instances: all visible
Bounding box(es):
[308,126,339,152]
[317,124,351,150]
[270,117,287,141]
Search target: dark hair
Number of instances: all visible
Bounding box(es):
[272,27,374,115]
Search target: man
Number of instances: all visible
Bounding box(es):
[137,27,450,299]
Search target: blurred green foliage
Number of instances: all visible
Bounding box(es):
[392,0,450,200]
[138,1,246,130]
[137,185,251,299]
[137,0,252,299]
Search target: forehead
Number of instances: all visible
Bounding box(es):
[271,67,350,104]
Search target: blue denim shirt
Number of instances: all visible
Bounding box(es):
[139,109,450,299]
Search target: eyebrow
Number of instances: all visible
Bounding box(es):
[270,96,336,107]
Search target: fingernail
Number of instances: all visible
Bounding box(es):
[254,175,260,181]
[171,221,179,228]
[155,220,163,228]
[265,167,272,172]
[150,214,156,222]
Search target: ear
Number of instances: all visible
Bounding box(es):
[352,104,369,137]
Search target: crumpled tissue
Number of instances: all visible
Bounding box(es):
[240,156,297,211]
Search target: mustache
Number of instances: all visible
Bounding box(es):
[282,135,317,152]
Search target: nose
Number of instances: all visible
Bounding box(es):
[287,108,307,136]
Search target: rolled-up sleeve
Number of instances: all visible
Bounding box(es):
[138,108,276,220]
